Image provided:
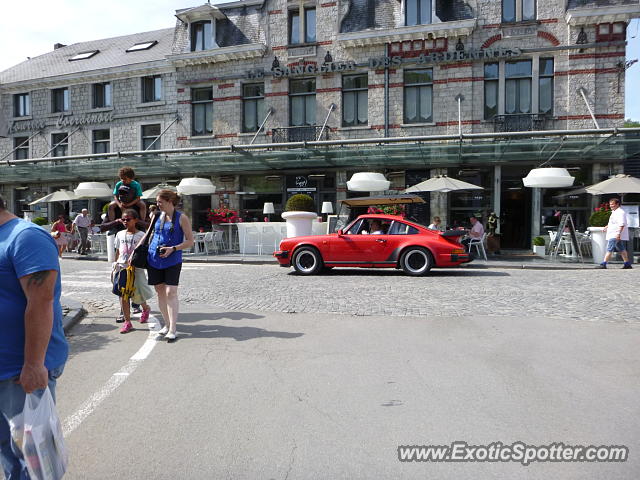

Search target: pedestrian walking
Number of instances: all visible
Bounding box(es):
[596,197,632,269]
[113,209,153,334]
[0,193,69,479]
[72,208,92,255]
[50,214,68,258]
[144,190,194,342]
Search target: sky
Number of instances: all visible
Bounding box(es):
[0,1,638,120]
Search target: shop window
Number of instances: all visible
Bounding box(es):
[51,133,68,157]
[289,8,316,44]
[505,60,532,114]
[502,0,536,23]
[596,23,626,42]
[192,88,213,136]
[403,69,433,124]
[142,75,162,103]
[13,93,30,117]
[92,82,112,109]
[405,0,432,26]
[52,88,69,113]
[342,74,368,127]
[191,20,213,51]
[538,58,554,115]
[142,124,161,150]
[14,137,29,160]
[484,63,499,120]
[289,78,316,126]
[92,129,110,154]
[242,83,265,133]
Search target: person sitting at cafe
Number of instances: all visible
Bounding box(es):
[461,215,485,252]
[428,216,443,231]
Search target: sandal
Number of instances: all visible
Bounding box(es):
[119,321,133,334]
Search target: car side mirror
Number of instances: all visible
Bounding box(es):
[337,229,343,236]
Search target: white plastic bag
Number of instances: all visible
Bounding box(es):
[21,387,68,480]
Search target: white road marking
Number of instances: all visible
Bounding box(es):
[62,314,162,437]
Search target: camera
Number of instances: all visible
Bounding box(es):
[156,245,167,255]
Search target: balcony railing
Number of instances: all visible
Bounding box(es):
[271,126,328,143]
[493,114,551,132]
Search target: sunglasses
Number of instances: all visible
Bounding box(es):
[122,218,134,222]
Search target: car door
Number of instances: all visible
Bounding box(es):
[327,218,391,264]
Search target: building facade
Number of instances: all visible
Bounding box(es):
[1,0,639,248]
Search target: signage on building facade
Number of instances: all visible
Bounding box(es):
[246,47,523,79]
[8,119,47,134]
[502,26,537,38]
[7,112,115,134]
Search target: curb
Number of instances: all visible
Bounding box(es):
[61,296,86,333]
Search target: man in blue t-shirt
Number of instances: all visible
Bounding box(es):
[0,194,68,479]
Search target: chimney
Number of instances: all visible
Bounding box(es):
[53,43,66,50]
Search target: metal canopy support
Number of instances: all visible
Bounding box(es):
[317,103,336,141]
[0,130,41,165]
[43,126,81,158]
[145,115,180,151]
[250,108,273,145]
[577,87,600,130]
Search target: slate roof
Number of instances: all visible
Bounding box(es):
[0,28,174,85]
[567,0,639,9]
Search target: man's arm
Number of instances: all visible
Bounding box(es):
[18,269,58,393]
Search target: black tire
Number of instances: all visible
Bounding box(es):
[292,247,323,275]
[400,247,433,276]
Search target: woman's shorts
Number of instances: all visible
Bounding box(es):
[147,263,182,286]
[606,239,627,252]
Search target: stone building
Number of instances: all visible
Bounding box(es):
[1,0,639,248]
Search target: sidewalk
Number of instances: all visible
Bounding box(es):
[63,250,598,270]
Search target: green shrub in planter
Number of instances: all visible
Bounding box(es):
[32,216,48,226]
[532,236,545,246]
[285,194,315,212]
[589,209,611,227]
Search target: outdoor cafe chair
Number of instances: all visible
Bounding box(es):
[468,232,488,261]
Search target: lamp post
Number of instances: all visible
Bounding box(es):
[263,202,275,222]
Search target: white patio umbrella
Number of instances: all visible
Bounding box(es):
[29,190,78,205]
[142,183,177,200]
[404,175,484,193]
[585,174,640,196]
[74,182,113,198]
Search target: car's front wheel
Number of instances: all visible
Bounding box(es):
[400,247,433,276]
[292,247,323,275]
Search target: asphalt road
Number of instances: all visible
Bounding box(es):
[19,260,640,479]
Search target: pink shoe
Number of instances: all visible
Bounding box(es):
[119,321,133,334]
[140,309,150,324]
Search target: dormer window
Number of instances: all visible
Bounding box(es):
[191,20,213,51]
[405,0,432,26]
[126,41,158,52]
[502,0,535,23]
[69,50,99,61]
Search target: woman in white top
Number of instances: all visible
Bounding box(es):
[113,209,154,333]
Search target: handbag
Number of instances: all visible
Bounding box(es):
[130,214,157,269]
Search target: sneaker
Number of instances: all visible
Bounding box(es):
[165,332,177,343]
[119,321,133,334]
[623,264,633,269]
[157,326,169,336]
[116,314,125,323]
[132,305,142,314]
[594,264,607,269]
[140,309,150,323]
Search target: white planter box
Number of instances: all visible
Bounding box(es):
[281,211,317,237]
[532,245,546,257]
[588,227,607,264]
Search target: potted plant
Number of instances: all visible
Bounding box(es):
[282,194,316,237]
[207,206,239,226]
[588,202,611,264]
[532,236,546,256]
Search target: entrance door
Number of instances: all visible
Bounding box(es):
[500,168,532,249]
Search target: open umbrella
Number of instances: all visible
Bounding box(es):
[29,190,78,205]
[142,183,177,200]
[404,175,483,193]
[585,174,640,196]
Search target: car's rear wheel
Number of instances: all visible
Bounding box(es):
[400,247,433,276]
[292,247,323,275]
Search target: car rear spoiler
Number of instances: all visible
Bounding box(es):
[441,230,466,237]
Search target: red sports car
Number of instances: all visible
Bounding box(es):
[274,214,470,276]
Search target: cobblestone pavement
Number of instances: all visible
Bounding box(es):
[59,259,640,324]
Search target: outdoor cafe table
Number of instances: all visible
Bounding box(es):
[219,221,327,255]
